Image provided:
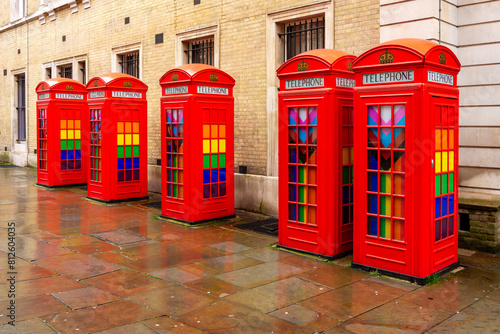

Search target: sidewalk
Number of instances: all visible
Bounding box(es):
[0,167,498,333]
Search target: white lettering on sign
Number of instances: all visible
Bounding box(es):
[89,91,105,98]
[112,91,143,99]
[285,77,324,89]
[38,93,49,100]
[428,71,454,85]
[165,86,188,95]
[362,70,414,84]
[336,77,355,88]
[197,86,229,95]
[55,93,84,100]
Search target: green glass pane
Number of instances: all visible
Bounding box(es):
[342,167,349,185]
[435,174,441,196]
[298,185,306,203]
[219,154,226,167]
[133,146,139,157]
[211,154,218,168]
[68,140,74,150]
[449,172,454,193]
[298,205,306,222]
[125,146,132,157]
[350,166,354,183]
[173,185,177,197]
[75,140,81,149]
[203,155,210,168]
[60,140,67,150]
[173,155,177,168]
[117,146,124,158]
[173,170,177,183]
[298,166,306,184]
[442,174,448,195]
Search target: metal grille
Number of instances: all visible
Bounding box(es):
[80,62,86,84]
[120,52,140,78]
[59,65,72,79]
[279,17,325,62]
[16,74,26,141]
[185,38,214,66]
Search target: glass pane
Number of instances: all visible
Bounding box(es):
[308,107,317,125]
[367,194,378,214]
[368,216,378,236]
[393,197,405,218]
[298,107,307,125]
[393,151,405,172]
[367,172,378,192]
[380,218,391,239]
[289,107,297,125]
[367,106,378,126]
[380,173,391,194]
[394,129,405,148]
[380,105,392,126]
[393,219,404,241]
[308,207,317,225]
[380,195,391,216]
[368,129,379,148]
[308,187,317,204]
[393,105,405,126]
[368,150,378,170]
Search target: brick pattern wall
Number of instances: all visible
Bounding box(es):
[459,203,500,253]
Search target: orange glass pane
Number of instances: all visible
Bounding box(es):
[308,207,317,225]
[442,129,448,149]
[211,125,218,138]
[308,167,317,185]
[203,125,210,138]
[308,187,317,204]
[68,120,74,129]
[117,122,124,133]
[60,120,67,129]
[449,129,454,149]
[75,120,81,129]
[219,124,226,138]
[435,129,441,150]
[125,122,132,133]
[133,122,140,133]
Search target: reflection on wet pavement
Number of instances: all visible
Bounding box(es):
[0,167,499,333]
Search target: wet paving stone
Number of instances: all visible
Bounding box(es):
[0,275,84,302]
[226,277,331,313]
[0,236,72,262]
[121,250,214,273]
[185,276,244,297]
[48,300,161,333]
[239,247,293,262]
[91,229,150,245]
[198,254,264,273]
[142,316,208,333]
[35,252,120,280]
[0,294,68,325]
[90,251,132,264]
[83,269,170,298]
[0,317,57,333]
[178,300,312,334]
[46,234,100,247]
[149,263,219,284]
[297,264,369,289]
[129,285,218,317]
[94,321,158,333]
[269,304,340,331]
[51,286,121,310]
[0,264,56,283]
[66,241,118,254]
[208,241,253,253]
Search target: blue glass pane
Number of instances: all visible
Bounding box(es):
[219,168,226,182]
[442,195,448,216]
[211,169,218,183]
[368,216,377,236]
[117,158,124,170]
[289,166,297,183]
[435,197,441,219]
[289,148,297,163]
[125,158,132,169]
[68,150,74,159]
[133,158,140,169]
[449,194,454,214]
[342,186,349,205]
[368,172,378,192]
[367,194,378,214]
[203,170,210,184]
[289,185,296,202]
[60,150,67,160]
[75,150,81,159]
[349,185,353,203]
[289,204,297,221]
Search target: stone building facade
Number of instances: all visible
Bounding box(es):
[0,0,498,251]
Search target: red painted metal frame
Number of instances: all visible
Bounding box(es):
[159,64,235,224]
[85,73,148,202]
[352,39,461,281]
[35,78,88,187]
[277,49,356,258]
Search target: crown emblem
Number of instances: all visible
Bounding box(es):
[379,50,394,64]
[66,84,74,90]
[123,80,132,87]
[348,62,353,71]
[41,84,45,90]
[171,73,179,81]
[297,60,309,72]
[209,72,219,82]
[439,52,447,65]
[94,81,99,87]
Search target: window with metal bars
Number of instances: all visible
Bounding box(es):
[16,74,26,141]
[185,38,214,66]
[58,65,72,79]
[279,17,325,62]
[120,52,140,78]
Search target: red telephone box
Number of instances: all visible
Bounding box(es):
[277,49,356,258]
[159,65,235,224]
[35,78,88,187]
[85,73,148,202]
[352,39,461,283]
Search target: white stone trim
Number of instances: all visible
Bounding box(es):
[111,42,143,79]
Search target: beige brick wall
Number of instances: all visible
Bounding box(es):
[0,0,380,176]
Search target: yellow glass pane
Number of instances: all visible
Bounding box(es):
[219,124,226,138]
[117,134,124,145]
[203,125,210,138]
[442,129,448,149]
[125,122,132,133]
[133,122,139,133]
[211,139,218,153]
[133,134,139,145]
[60,120,67,129]
[449,151,454,171]
[203,140,210,153]
[442,151,448,172]
[211,124,218,138]
[68,119,74,129]
[435,152,441,173]
[75,130,81,140]
[117,122,124,133]
[449,129,454,149]
[60,130,67,140]
[435,129,441,150]
[219,139,226,153]
[68,130,74,140]
[75,119,81,129]
[342,147,349,165]
[125,134,132,145]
